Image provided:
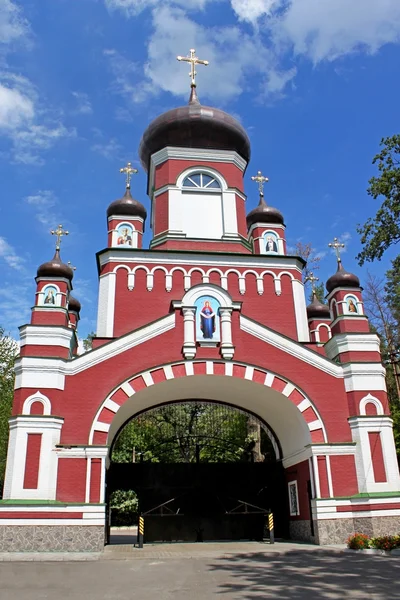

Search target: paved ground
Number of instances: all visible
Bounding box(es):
[1,543,400,599]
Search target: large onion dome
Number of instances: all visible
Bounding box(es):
[138,87,251,172]
[107,187,147,220]
[246,195,284,229]
[306,292,331,320]
[68,295,81,314]
[326,261,360,294]
[37,249,74,281]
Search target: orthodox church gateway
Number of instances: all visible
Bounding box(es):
[1,49,400,551]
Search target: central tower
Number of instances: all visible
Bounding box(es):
[138,49,251,253]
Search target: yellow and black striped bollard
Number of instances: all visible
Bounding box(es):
[138,516,144,548]
[268,512,274,544]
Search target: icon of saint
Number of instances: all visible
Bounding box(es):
[44,290,55,305]
[348,299,357,313]
[200,300,216,339]
[117,227,133,246]
[265,236,278,253]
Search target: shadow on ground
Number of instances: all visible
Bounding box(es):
[209,549,400,599]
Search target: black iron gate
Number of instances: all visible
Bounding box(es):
[107,461,288,542]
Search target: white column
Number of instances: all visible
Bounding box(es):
[96,272,116,337]
[292,279,310,342]
[182,307,196,360]
[349,416,400,493]
[219,308,235,360]
[3,416,64,501]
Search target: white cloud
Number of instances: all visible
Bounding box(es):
[0,72,76,164]
[71,91,93,115]
[104,0,400,102]
[0,0,29,45]
[24,190,63,227]
[106,6,295,104]
[91,137,123,159]
[0,235,24,270]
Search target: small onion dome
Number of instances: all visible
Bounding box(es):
[68,295,81,314]
[37,249,74,281]
[246,195,284,229]
[107,187,147,220]
[307,292,331,320]
[326,260,360,294]
[138,86,251,172]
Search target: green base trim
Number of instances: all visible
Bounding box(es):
[316,492,400,501]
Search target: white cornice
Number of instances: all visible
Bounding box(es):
[98,249,304,274]
[153,183,247,202]
[324,333,381,360]
[240,315,343,378]
[14,314,176,388]
[19,325,74,348]
[309,444,356,456]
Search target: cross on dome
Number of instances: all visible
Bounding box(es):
[67,261,76,272]
[51,224,69,250]
[251,170,269,198]
[328,237,345,262]
[177,48,209,88]
[120,161,138,190]
[305,272,319,293]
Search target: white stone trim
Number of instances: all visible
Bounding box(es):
[326,455,334,497]
[297,399,311,413]
[310,444,356,456]
[19,325,73,349]
[96,272,116,338]
[349,415,400,493]
[343,363,387,392]
[324,333,381,360]
[292,279,310,342]
[312,496,400,520]
[55,447,108,458]
[308,419,323,431]
[22,391,52,416]
[2,416,64,501]
[15,314,176,390]
[359,393,384,416]
[240,315,343,378]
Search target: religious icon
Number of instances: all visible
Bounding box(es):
[264,232,278,253]
[43,286,57,306]
[195,296,221,342]
[116,224,133,247]
[347,298,358,313]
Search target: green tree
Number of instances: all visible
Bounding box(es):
[0,328,18,495]
[308,282,325,304]
[357,135,400,265]
[295,242,321,280]
[83,331,96,352]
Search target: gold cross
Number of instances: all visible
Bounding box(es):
[305,272,319,292]
[51,224,69,250]
[120,161,138,189]
[177,48,209,87]
[251,170,269,197]
[328,237,345,261]
[67,261,76,272]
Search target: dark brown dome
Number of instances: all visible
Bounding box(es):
[37,249,74,281]
[307,293,331,320]
[326,261,360,294]
[68,295,81,314]
[138,88,251,171]
[246,196,284,229]
[107,188,147,220]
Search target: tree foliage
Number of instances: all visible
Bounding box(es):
[83,331,96,352]
[308,282,325,304]
[112,403,274,464]
[0,328,18,495]
[357,135,400,265]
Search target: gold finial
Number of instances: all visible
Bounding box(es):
[305,272,319,293]
[51,224,69,250]
[251,170,269,197]
[177,48,209,88]
[67,261,76,272]
[328,237,345,262]
[119,161,138,189]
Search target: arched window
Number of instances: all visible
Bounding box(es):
[182,172,221,190]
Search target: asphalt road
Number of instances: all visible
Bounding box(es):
[1,548,399,599]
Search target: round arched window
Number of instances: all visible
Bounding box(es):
[182,172,221,190]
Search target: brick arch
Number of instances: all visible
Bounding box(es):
[89,361,327,446]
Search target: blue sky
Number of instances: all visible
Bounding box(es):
[0,0,400,340]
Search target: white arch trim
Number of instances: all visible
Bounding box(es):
[22,391,52,416]
[359,393,384,416]
[89,360,328,468]
[176,166,228,191]
[179,283,240,310]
